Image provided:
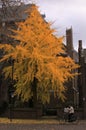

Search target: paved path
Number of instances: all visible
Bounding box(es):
[0,123,86,130]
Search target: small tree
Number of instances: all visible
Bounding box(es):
[0,5,79,104]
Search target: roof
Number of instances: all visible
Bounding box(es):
[0,3,45,22]
[0,4,32,22]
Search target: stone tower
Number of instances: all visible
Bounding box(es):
[66,27,74,58]
[66,27,80,108]
[66,27,77,106]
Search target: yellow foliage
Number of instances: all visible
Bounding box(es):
[0,5,79,103]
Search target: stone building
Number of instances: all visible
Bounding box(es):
[66,29,86,119]
[78,40,86,118]
[0,3,85,119]
[0,3,43,118]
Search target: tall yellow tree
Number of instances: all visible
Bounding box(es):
[0,5,79,104]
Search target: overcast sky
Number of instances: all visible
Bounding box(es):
[32,0,86,51]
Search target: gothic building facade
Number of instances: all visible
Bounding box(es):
[78,40,86,118]
[66,28,86,119]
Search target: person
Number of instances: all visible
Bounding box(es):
[68,105,75,122]
[64,106,69,121]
